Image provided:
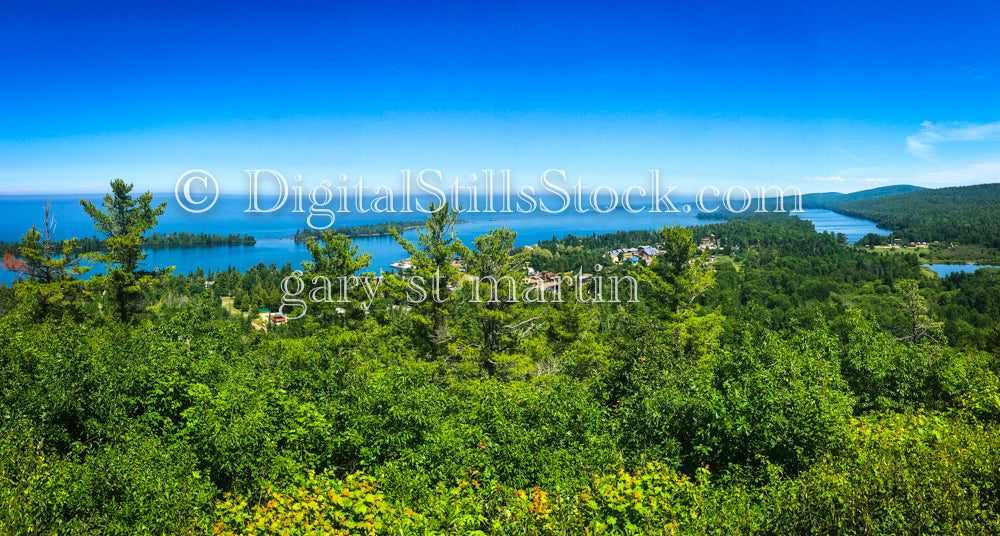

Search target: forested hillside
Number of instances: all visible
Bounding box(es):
[833,183,1000,248]
[799,184,928,209]
[696,184,926,221]
[2,181,999,534]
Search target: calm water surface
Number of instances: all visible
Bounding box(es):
[0,194,891,284]
[923,264,1000,277]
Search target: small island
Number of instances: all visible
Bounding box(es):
[293,219,466,241]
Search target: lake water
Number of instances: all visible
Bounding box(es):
[0,194,891,284]
[923,264,1000,277]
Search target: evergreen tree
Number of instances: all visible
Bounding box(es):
[463,228,537,374]
[232,286,247,311]
[895,279,944,343]
[80,179,169,322]
[638,225,725,357]
[385,202,469,357]
[301,230,374,324]
[2,201,90,320]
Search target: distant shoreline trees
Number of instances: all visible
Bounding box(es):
[293,219,472,242]
[0,231,255,256]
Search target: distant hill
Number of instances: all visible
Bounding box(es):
[832,183,1000,248]
[698,184,927,221]
[799,184,928,209]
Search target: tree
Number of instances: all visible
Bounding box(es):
[3,201,88,284]
[638,225,724,357]
[895,279,944,343]
[80,179,169,322]
[300,230,373,323]
[385,202,469,357]
[640,226,716,314]
[233,286,248,311]
[462,228,538,374]
[2,201,90,320]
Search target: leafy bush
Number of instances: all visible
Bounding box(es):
[210,471,410,536]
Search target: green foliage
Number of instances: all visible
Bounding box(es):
[0,232,254,257]
[384,202,469,356]
[80,179,170,322]
[302,230,372,279]
[3,183,1000,533]
[210,470,410,535]
[835,182,1000,248]
[2,201,90,321]
[458,227,538,376]
[79,179,166,274]
[143,231,256,248]
[768,411,1000,534]
[4,202,89,283]
[293,220,435,241]
[0,424,214,534]
[300,229,374,323]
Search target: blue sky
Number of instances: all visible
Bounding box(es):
[1,0,999,195]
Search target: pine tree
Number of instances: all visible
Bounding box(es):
[463,228,538,374]
[301,230,374,324]
[3,201,88,283]
[385,202,469,357]
[2,201,90,320]
[232,286,247,311]
[638,225,725,357]
[895,279,944,343]
[80,179,169,322]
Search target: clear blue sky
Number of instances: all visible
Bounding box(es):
[2,0,999,194]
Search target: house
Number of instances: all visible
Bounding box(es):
[537,271,558,282]
[697,235,720,251]
[606,247,640,263]
[636,245,658,261]
[606,245,662,264]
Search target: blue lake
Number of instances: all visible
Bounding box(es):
[923,264,1000,277]
[1,194,891,284]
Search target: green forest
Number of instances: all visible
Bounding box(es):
[697,183,1000,265]
[833,183,1000,249]
[2,180,1000,534]
[693,184,927,223]
[0,230,255,257]
[293,221,440,242]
